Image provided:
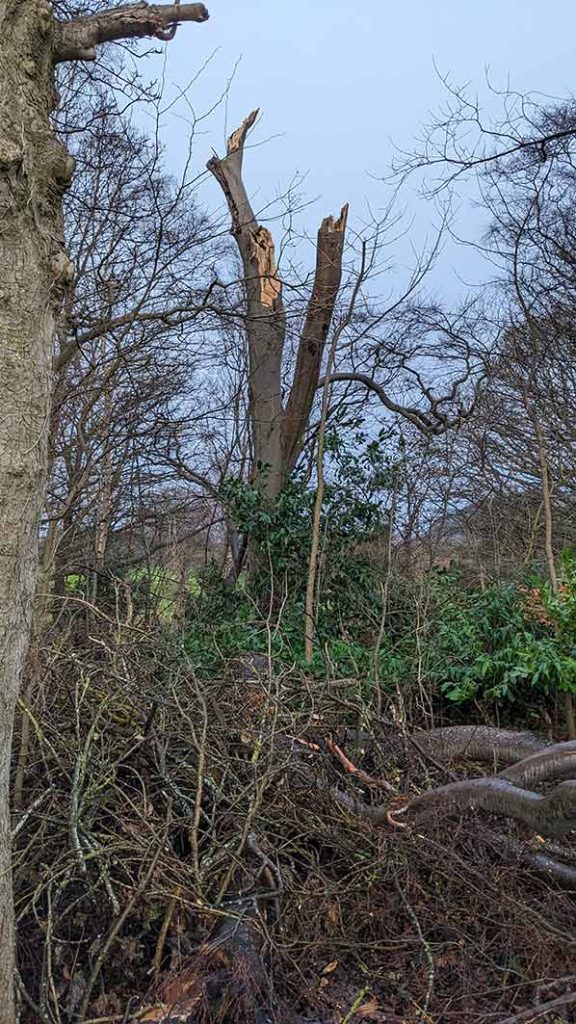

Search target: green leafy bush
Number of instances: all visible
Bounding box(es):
[425,564,576,705]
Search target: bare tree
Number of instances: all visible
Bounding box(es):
[395,76,576,193]
[42,95,221,607]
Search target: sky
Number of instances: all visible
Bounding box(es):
[142,0,576,298]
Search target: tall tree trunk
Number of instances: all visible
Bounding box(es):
[0,4,209,1017]
[207,112,347,503]
[92,343,114,607]
[304,330,339,661]
[0,4,75,1016]
[533,416,558,593]
[208,112,286,500]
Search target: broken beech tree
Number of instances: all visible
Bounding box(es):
[0,4,207,1021]
[208,111,349,499]
[393,729,576,837]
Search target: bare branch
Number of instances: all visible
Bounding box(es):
[55,2,209,63]
[321,371,469,435]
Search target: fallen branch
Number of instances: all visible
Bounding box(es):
[489,833,576,890]
[326,736,396,793]
[282,733,576,840]
[495,990,576,1024]
[500,740,576,786]
[399,777,576,839]
[414,726,549,764]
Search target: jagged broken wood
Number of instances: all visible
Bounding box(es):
[207,110,348,499]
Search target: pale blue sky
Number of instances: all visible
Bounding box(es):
[145,0,576,295]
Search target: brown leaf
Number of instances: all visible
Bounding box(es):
[91,993,122,1014]
[327,902,341,927]
[355,997,386,1021]
[436,949,459,968]
[321,960,339,975]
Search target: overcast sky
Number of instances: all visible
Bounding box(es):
[144,0,576,296]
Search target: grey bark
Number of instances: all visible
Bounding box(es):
[489,832,576,890]
[55,2,209,61]
[0,6,74,1017]
[0,3,208,1018]
[400,777,576,838]
[500,740,576,786]
[530,411,576,739]
[413,725,549,764]
[207,111,348,500]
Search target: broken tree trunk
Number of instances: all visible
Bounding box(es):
[208,112,286,500]
[282,204,349,477]
[207,111,348,501]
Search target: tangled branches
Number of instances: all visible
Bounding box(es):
[12,621,576,1023]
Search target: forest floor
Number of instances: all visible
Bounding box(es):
[13,627,576,1024]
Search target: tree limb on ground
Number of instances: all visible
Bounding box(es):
[413,725,550,764]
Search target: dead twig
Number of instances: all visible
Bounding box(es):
[326,736,396,793]
[495,990,576,1024]
[76,809,172,1020]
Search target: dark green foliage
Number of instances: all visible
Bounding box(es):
[125,420,576,719]
[209,429,399,676]
[424,562,576,706]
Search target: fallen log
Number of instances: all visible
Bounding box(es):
[414,726,549,765]
[495,990,576,1024]
[500,740,576,786]
[395,778,576,838]
[488,832,576,890]
[280,732,576,839]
